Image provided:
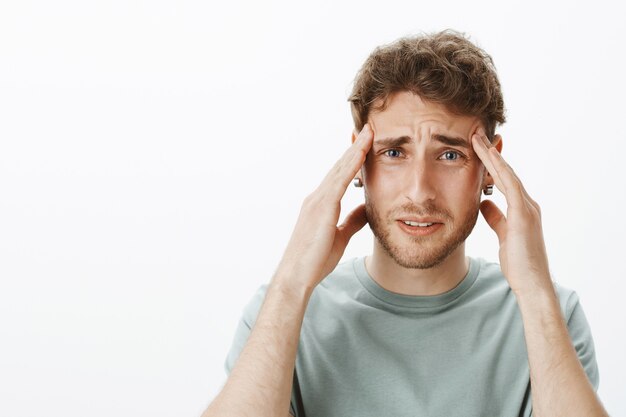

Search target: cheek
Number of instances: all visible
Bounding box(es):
[431,163,483,191]
[438,167,483,203]
[448,159,483,185]
[363,165,403,206]
[456,170,482,190]
[363,161,406,190]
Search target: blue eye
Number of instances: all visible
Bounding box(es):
[384,149,402,158]
[441,151,461,161]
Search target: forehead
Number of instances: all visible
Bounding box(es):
[369,91,481,138]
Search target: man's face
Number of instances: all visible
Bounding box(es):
[360,91,486,269]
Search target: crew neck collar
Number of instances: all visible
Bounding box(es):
[353,256,480,308]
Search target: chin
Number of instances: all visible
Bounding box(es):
[369,217,477,270]
[365,195,480,270]
[382,238,462,270]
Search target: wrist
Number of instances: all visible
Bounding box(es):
[511,272,555,299]
[271,263,317,300]
[513,281,562,318]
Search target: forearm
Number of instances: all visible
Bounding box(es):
[203,123,371,416]
[203,270,313,417]
[515,283,608,417]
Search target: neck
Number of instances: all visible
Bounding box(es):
[365,241,469,296]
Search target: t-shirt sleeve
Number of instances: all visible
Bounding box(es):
[563,290,600,390]
[223,284,299,417]
[223,284,267,374]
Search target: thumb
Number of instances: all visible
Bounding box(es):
[479,200,507,244]
[337,204,368,244]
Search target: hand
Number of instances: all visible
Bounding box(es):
[471,129,553,296]
[274,124,374,291]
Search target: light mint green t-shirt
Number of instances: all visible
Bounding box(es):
[224,256,599,417]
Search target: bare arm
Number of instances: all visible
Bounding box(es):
[516,288,608,417]
[202,275,311,417]
[471,129,608,416]
[202,124,374,417]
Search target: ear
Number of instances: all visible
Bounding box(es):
[492,133,503,153]
[482,133,504,186]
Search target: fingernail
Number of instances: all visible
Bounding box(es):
[362,123,370,132]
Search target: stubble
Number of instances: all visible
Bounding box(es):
[365,195,480,269]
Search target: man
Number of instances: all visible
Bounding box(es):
[203,30,608,417]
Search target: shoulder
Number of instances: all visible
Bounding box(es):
[240,257,359,325]
[239,283,270,329]
[318,257,360,290]
[472,257,582,321]
[551,281,584,323]
[470,256,511,297]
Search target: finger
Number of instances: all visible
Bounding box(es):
[472,132,525,210]
[336,203,368,244]
[320,123,374,199]
[475,129,538,208]
[486,146,540,212]
[479,200,507,244]
[471,134,506,194]
[485,146,530,211]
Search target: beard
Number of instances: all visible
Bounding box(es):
[365,193,480,269]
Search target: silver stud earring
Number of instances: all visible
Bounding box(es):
[353,178,363,188]
[483,184,494,195]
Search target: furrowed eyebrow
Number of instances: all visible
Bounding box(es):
[374,136,412,148]
[431,134,470,149]
[374,134,470,149]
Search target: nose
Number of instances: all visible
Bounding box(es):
[403,159,437,205]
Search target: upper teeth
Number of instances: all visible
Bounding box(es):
[403,221,434,227]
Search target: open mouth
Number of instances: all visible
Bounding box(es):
[396,220,443,235]
[401,220,436,227]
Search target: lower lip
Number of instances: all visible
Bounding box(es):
[396,221,443,236]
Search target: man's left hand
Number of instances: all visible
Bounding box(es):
[471,128,554,296]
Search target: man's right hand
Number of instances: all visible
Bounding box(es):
[274,123,374,292]
[203,126,374,417]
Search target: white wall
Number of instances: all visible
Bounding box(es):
[1,1,624,416]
